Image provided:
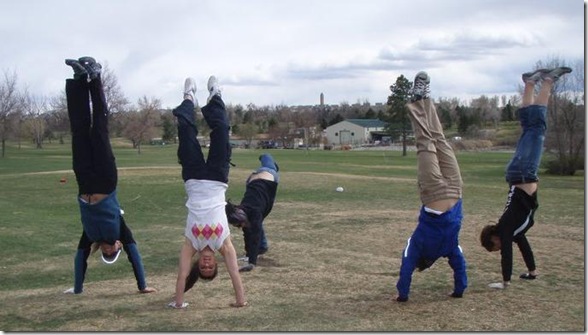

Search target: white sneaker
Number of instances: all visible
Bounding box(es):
[207,75,221,104]
[410,71,430,102]
[183,77,197,102]
[541,66,572,82]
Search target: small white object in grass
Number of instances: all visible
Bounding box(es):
[336,186,344,192]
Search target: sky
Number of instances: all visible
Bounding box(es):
[0,0,584,109]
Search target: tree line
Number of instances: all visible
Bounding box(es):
[0,58,584,175]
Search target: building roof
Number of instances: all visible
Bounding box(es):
[344,119,388,128]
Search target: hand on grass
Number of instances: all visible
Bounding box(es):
[488,281,509,289]
[167,301,189,309]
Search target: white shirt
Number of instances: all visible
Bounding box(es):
[183,179,230,251]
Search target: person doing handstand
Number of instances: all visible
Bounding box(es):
[63,56,156,295]
[395,71,467,302]
[480,66,572,289]
[168,76,247,309]
[226,153,280,272]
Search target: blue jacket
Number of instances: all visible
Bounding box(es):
[78,190,121,244]
[73,215,147,294]
[396,199,467,299]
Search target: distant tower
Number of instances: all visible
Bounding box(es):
[320,92,324,106]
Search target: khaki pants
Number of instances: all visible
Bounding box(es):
[406,98,463,205]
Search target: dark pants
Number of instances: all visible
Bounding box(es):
[514,234,536,272]
[174,95,231,183]
[66,76,117,195]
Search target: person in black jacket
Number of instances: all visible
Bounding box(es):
[226,153,279,272]
[480,66,572,289]
[63,56,155,295]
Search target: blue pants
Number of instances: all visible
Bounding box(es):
[505,105,547,185]
[174,96,231,183]
[248,153,280,184]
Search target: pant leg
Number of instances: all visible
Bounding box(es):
[259,223,268,251]
[66,78,95,195]
[201,95,231,183]
[514,234,536,272]
[174,99,207,182]
[424,99,463,199]
[407,99,461,204]
[87,76,117,194]
[505,105,547,184]
[255,153,280,183]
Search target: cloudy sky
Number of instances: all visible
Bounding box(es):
[0,0,584,109]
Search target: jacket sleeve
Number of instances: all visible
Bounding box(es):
[119,216,146,290]
[74,231,93,294]
[447,245,467,295]
[499,232,514,282]
[396,237,419,300]
[123,243,147,291]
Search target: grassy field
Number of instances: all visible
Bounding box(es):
[0,141,584,331]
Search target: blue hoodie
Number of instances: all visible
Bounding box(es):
[396,199,467,300]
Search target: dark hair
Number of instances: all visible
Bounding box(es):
[480,225,498,251]
[184,259,219,293]
[225,200,250,228]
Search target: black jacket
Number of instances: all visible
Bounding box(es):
[497,186,538,281]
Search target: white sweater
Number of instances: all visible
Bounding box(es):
[183,179,230,251]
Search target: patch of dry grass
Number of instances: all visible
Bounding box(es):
[0,154,584,331]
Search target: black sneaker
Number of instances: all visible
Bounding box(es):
[65,59,88,80]
[519,273,537,280]
[78,56,102,80]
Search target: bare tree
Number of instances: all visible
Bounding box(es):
[0,70,19,157]
[470,95,500,128]
[97,63,130,137]
[123,96,161,154]
[237,122,258,148]
[20,88,48,149]
[49,93,70,144]
[543,59,585,175]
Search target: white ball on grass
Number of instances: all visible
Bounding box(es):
[336,186,344,192]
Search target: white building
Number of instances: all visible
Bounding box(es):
[324,119,388,146]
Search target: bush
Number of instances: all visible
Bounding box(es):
[452,139,494,151]
[544,157,583,176]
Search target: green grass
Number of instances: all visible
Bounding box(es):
[0,140,584,331]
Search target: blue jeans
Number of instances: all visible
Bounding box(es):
[247,153,280,184]
[505,105,547,185]
[174,96,231,183]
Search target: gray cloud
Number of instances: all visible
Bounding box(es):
[0,0,583,107]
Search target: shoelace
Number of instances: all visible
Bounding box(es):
[413,79,430,96]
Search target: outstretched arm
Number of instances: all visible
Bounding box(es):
[72,232,92,294]
[220,237,247,307]
[171,238,196,308]
[447,245,467,297]
[120,216,156,293]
